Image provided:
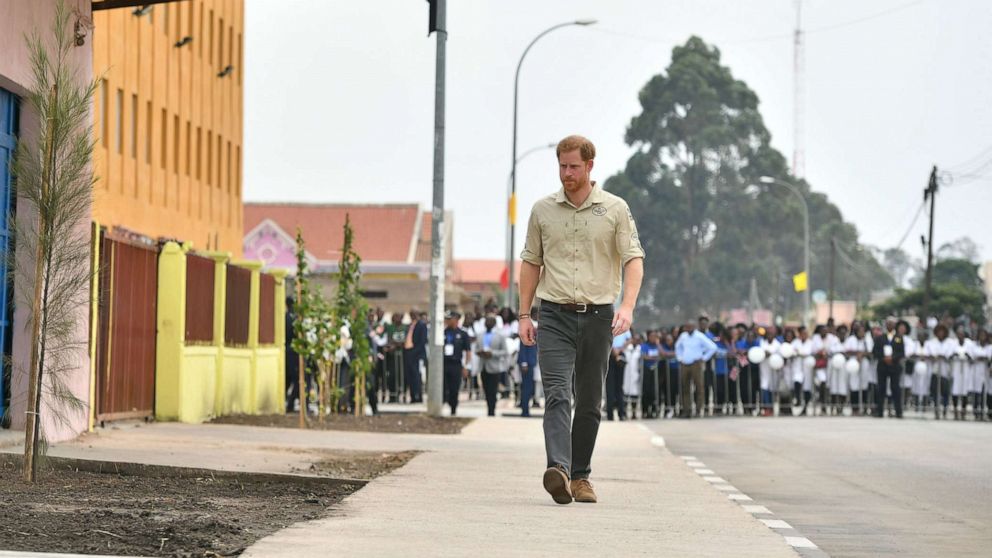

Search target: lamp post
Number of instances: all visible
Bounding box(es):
[503,142,555,306]
[507,19,597,311]
[759,176,811,326]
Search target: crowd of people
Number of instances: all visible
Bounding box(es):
[608,315,992,421]
[286,299,992,422]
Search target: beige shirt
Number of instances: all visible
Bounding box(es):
[520,183,644,305]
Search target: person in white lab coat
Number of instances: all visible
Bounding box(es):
[948,325,973,420]
[792,326,814,415]
[926,324,952,419]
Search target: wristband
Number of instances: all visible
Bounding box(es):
[518,314,531,320]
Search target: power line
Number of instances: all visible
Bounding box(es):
[590,0,930,48]
[805,0,927,36]
[893,200,927,250]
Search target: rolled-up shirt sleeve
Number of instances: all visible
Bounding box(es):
[615,201,645,265]
[520,209,544,267]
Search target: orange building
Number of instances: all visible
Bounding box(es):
[91,0,244,254]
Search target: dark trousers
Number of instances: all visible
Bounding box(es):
[739,364,758,410]
[606,357,627,418]
[662,363,680,412]
[714,373,730,408]
[875,362,903,417]
[641,362,659,416]
[704,361,714,411]
[519,365,534,416]
[384,351,403,401]
[404,350,424,402]
[482,372,501,416]
[443,362,461,414]
[538,303,613,480]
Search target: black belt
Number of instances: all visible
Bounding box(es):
[541,301,613,313]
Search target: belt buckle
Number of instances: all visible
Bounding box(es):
[576,303,587,313]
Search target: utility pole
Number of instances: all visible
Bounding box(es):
[748,277,758,325]
[921,165,938,321]
[426,0,446,417]
[828,236,835,321]
[792,0,805,178]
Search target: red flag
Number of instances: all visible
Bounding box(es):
[499,265,509,290]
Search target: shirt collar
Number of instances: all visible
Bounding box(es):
[554,181,603,209]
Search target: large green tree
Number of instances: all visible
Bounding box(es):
[605,36,892,325]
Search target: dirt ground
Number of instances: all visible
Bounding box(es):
[210,412,472,435]
[0,451,414,557]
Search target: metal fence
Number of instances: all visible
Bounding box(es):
[95,231,158,423]
[224,264,251,346]
[258,272,275,345]
[184,254,215,343]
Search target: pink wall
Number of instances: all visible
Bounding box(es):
[3,0,94,443]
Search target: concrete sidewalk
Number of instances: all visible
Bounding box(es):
[12,402,799,557]
[241,411,798,557]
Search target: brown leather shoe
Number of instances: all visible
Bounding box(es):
[542,466,572,505]
[570,478,597,503]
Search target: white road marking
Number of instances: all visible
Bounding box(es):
[637,423,654,434]
[694,468,715,475]
[702,476,727,483]
[728,493,753,501]
[686,461,706,468]
[784,537,818,549]
[742,505,772,514]
[760,519,793,530]
[714,484,739,492]
[650,436,666,447]
[680,455,696,460]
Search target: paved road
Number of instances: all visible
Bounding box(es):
[649,416,992,557]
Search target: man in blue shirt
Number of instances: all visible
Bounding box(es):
[676,322,718,418]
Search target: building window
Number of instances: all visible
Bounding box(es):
[226,141,231,194]
[145,101,152,164]
[216,134,222,188]
[160,108,167,170]
[173,114,179,174]
[218,19,224,70]
[198,3,204,58]
[130,94,137,158]
[115,88,123,155]
[361,290,389,299]
[208,10,213,64]
[237,33,243,85]
[206,131,212,185]
[185,121,191,176]
[100,79,108,148]
[195,127,202,180]
[235,145,241,198]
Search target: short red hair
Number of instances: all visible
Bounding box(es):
[556,135,596,162]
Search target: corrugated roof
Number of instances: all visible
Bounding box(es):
[244,203,420,263]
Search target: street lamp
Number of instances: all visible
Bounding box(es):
[758,175,811,326]
[507,19,597,311]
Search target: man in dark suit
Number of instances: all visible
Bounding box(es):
[873,317,906,418]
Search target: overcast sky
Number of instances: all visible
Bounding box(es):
[244,0,992,266]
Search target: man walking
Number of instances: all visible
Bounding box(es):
[518,135,645,505]
[442,310,471,416]
[676,321,718,418]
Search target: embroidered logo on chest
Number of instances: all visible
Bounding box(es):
[592,206,607,217]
